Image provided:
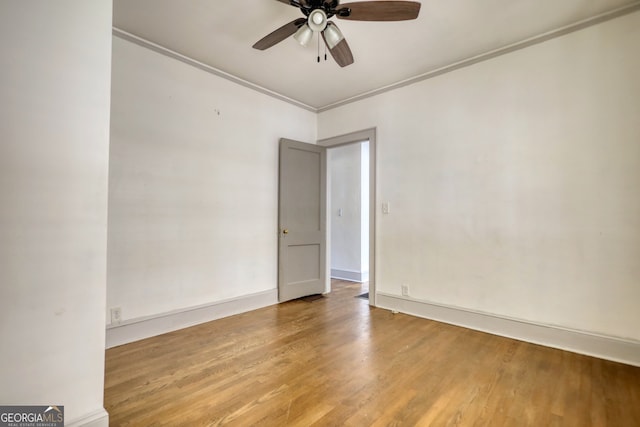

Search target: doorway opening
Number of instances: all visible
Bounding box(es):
[329,141,369,300]
[318,128,376,306]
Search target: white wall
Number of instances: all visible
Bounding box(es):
[0,1,112,425]
[318,11,640,341]
[108,37,316,323]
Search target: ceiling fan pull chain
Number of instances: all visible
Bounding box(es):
[317,33,320,63]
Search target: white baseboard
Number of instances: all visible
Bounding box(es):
[376,292,640,367]
[66,408,109,427]
[331,268,369,283]
[106,289,278,348]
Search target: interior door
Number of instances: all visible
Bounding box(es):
[278,138,326,302]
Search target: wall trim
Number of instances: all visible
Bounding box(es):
[377,292,640,367]
[318,128,377,307]
[106,289,278,348]
[66,408,109,427]
[331,268,369,283]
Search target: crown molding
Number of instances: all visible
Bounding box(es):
[317,2,640,112]
[113,2,640,114]
[112,28,318,113]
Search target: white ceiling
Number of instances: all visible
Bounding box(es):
[113,0,639,110]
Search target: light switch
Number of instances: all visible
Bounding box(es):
[382,202,390,214]
[338,208,343,217]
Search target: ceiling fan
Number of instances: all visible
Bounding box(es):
[253,0,421,67]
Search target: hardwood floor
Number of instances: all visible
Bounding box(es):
[104,280,640,426]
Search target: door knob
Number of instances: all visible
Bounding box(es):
[282,229,289,235]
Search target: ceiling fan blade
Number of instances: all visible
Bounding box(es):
[336,1,421,21]
[253,18,307,50]
[322,29,354,67]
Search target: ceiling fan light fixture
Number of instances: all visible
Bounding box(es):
[323,22,344,49]
[293,24,313,46]
[252,0,421,67]
[307,9,327,32]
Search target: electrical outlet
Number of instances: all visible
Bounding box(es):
[401,284,409,297]
[110,307,122,324]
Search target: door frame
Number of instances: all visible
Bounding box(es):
[318,128,377,307]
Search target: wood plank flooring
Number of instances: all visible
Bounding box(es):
[104,280,640,426]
